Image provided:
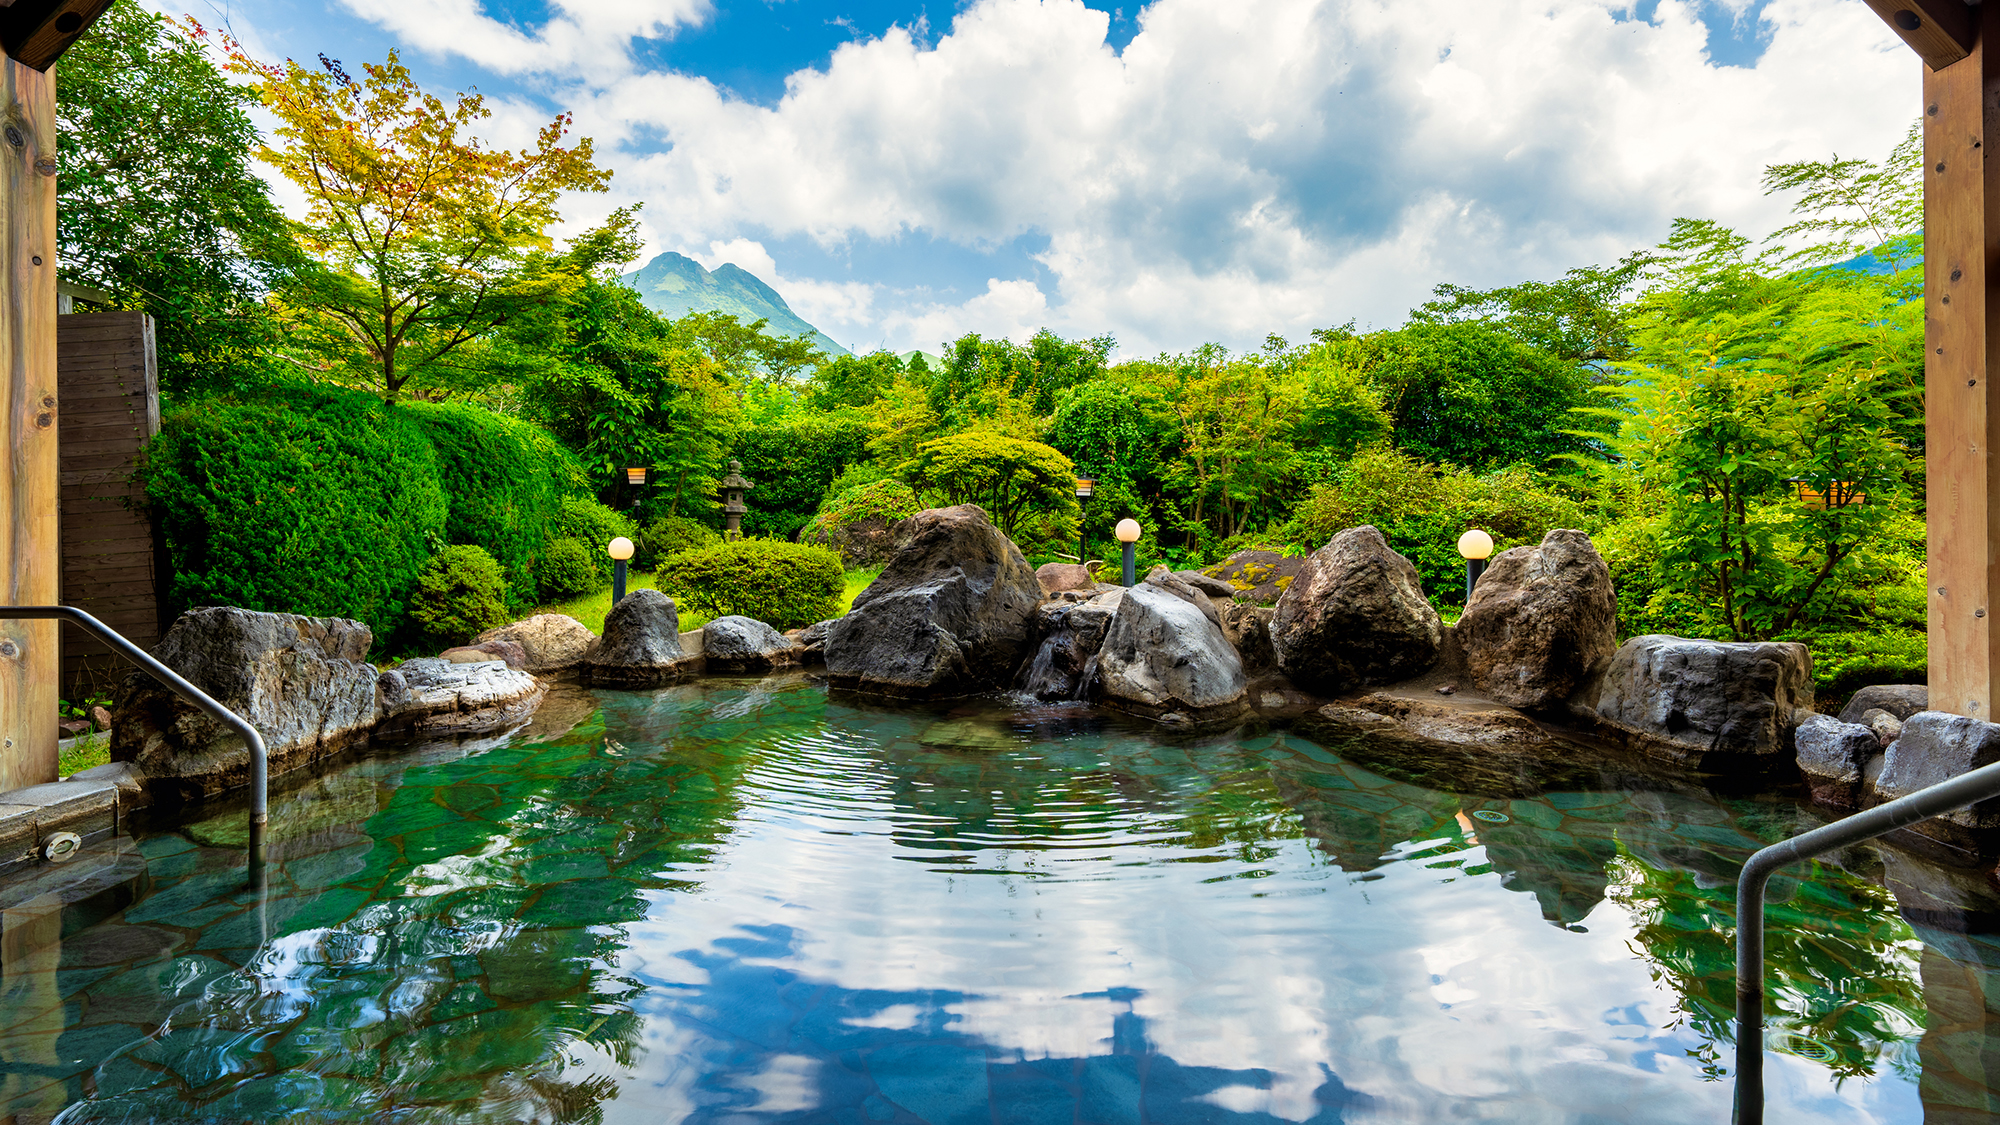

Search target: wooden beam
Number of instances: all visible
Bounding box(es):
[0,56,55,790]
[1865,0,1977,71]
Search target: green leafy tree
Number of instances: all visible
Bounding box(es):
[903,432,1080,539]
[806,350,905,411]
[220,40,612,398]
[59,7,296,397]
[1410,252,1653,375]
[1762,119,1922,274]
[676,310,825,383]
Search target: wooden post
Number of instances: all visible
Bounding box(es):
[0,57,56,790]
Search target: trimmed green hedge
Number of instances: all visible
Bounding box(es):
[402,401,586,611]
[146,382,447,637]
[408,544,510,648]
[636,515,721,570]
[537,538,606,602]
[661,539,844,629]
[551,498,638,578]
[733,416,871,539]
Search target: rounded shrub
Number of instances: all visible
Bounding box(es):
[145,381,447,637]
[636,515,721,570]
[537,538,606,602]
[409,545,510,648]
[661,540,844,629]
[550,498,639,577]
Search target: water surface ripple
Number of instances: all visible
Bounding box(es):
[0,677,1980,1123]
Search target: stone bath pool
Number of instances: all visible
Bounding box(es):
[0,675,1987,1123]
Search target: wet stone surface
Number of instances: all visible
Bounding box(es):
[0,679,1991,1122]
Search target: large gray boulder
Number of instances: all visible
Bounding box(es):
[1455,529,1617,709]
[702,616,803,673]
[377,658,546,739]
[1270,526,1443,693]
[475,614,598,673]
[1872,712,2000,829]
[1144,566,1224,629]
[1838,684,1930,725]
[826,505,1042,697]
[1794,713,1882,807]
[1098,584,1247,718]
[580,591,700,687]
[111,607,380,800]
[1584,635,1815,766]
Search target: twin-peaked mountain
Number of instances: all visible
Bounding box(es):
[620,251,850,358]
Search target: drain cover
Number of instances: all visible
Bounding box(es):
[1470,810,1511,823]
[40,831,81,863]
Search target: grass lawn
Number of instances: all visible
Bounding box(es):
[59,733,110,778]
[535,566,885,635]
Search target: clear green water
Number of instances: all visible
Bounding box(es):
[0,676,1987,1123]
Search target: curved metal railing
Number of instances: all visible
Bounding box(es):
[5,605,266,882]
[1735,754,2000,1122]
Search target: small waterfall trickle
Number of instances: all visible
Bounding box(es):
[1016,598,1118,702]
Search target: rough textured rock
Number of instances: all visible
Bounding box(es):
[1861,708,1904,747]
[377,658,546,739]
[1097,584,1247,718]
[1795,713,1882,807]
[1018,599,1118,700]
[475,614,598,673]
[1218,602,1276,673]
[1356,692,1554,747]
[1198,550,1306,605]
[1873,713,2000,829]
[702,616,804,673]
[1838,684,1930,725]
[790,619,834,664]
[88,705,113,732]
[1144,565,1224,628]
[439,638,528,670]
[1584,635,1815,766]
[806,513,904,568]
[1173,570,1241,599]
[1270,526,1444,693]
[580,591,700,687]
[826,505,1043,697]
[111,607,381,800]
[1035,562,1096,595]
[1455,529,1618,709]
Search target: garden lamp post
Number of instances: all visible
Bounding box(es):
[1116,518,1141,588]
[608,537,635,604]
[624,466,649,512]
[1075,477,1094,562]
[1457,528,1494,603]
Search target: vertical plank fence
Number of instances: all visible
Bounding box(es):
[54,310,158,702]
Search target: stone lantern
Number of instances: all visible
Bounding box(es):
[721,460,753,541]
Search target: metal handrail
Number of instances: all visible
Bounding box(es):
[5,605,266,882]
[1735,754,2000,1123]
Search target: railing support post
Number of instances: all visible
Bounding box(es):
[1,605,266,884]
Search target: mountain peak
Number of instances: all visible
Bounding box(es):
[620,252,849,358]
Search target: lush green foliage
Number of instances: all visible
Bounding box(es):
[58,6,296,398]
[811,478,921,532]
[1285,447,1592,606]
[903,432,1080,541]
[636,515,721,570]
[733,415,871,538]
[550,498,639,578]
[146,382,447,637]
[408,544,510,647]
[402,401,586,609]
[661,540,845,629]
[537,538,606,602]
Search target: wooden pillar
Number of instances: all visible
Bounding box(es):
[0,58,56,790]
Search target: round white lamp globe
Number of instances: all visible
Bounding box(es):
[1114,518,1142,544]
[607,536,636,561]
[1456,529,1494,561]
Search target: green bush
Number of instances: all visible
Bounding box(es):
[550,498,638,577]
[734,415,872,539]
[808,478,920,533]
[537,538,606,602]
[1793,629,1927,711]
[636,515,721,570]
[660,539,844,629]
[402,401,586,611]
[1283,446,1591,607]
[146,381,447,637]
[408,545,510,648]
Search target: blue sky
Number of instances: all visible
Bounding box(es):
[182,0,1914,357]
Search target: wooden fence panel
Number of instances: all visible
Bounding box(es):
[55,310,159,702]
